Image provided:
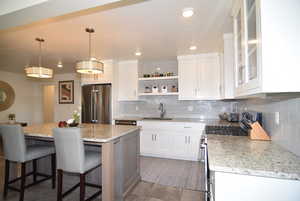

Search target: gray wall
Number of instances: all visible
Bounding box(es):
[238,97,300,157]
[119,96,237,119]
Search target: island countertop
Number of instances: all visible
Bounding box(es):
[207,135,300,180]
[23,123,140,143]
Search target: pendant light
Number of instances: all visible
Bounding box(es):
[76,28,104,74]
[25,38,53,78]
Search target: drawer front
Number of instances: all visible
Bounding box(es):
[137,121,205,132]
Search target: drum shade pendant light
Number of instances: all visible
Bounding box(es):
[25,38,53,78]
[76,28,104,74]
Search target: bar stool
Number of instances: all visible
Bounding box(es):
[0,124,56,201]
[53,128,102,201]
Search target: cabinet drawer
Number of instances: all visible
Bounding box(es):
[137,121,205,131]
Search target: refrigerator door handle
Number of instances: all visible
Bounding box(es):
[90,91,94,123]
[94,91,98,123]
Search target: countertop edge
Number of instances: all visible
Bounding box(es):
[208,163,300,181]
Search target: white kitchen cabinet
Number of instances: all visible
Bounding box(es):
[138,121,204,161]
[117,60,138,101]
[81,60,113,85]
[232,0,300,97]
[211,171,300,201]
[140,130,157,155]
[178,56,198,100]
[178,53,221,100]
[221,33,235,99]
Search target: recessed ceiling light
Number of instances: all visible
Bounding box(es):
[135,51,142,56]
[189,46,197,50]
[182,8,194,18]
[57,61,63,68]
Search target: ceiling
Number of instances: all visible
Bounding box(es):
[0,0,233,74]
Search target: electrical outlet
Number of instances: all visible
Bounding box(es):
[135,106,139,111]
[188,106,194,111]
[275,112,280,125]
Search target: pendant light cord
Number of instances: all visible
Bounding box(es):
[39,40,42,67]
[36,38,44,67]
[89,32,91,59]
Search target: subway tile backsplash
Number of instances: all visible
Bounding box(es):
[118,96,237,119]
[238,97,300,157]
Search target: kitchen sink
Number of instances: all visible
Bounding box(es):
[143,117,173,120]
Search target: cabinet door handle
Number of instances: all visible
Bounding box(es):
[152,134,153,141]
[185,136,187,144]
[188,136,191,144]
[155,134,157,141]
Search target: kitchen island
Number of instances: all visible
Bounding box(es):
[23,123,141,201]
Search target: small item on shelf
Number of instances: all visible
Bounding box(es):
[159,73,164,77]
[165,72,174,76]
[161,85,168,93]
[145,86,151,93]
[171,85,178,92]
[143,74,150,78]
[152,85,159,93]
[153,72,160,77]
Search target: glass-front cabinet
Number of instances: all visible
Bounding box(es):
[233,0,261,95]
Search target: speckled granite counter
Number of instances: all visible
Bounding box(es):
[23,123,140,143]
[207,135,300,180]
[114,116,240,126]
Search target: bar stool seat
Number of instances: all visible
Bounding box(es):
[53,128,102,201]
[26,144,55,161]
[0,124,56,201]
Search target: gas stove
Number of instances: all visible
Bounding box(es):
[205,125,247,136]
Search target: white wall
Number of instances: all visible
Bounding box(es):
[39,73,81,123]
[0,71,42,124]
[238,97,300,157]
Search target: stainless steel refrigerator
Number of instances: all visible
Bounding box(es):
[81,84,112,124]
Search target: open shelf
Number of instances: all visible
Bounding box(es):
[138,76,179,81]
[138,92,179,96]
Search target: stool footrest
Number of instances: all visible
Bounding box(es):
[85,190,102,201]
[8,171,34,184]
[62,183,80,198]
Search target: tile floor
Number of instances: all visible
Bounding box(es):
[0,156,205,201]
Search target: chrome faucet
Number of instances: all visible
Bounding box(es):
[158,103,166,119]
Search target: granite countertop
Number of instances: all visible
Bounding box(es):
[23,123,140,143]
[114,116,239,126]
[207,135,300,180]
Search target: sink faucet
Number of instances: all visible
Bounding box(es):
[158,103,166,119]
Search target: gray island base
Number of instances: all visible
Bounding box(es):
[23,123,141,201]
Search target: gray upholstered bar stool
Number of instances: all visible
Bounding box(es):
[53,128,102,201]
[0,124,56,201]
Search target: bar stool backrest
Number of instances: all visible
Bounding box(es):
[0,124,27,162]
[53,128,85,173]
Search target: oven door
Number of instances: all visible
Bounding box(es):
[200,137,210,201]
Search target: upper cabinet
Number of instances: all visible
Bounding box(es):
[117,60,139,101]
[221,33,235,99]
[81,60,113,85]
[178,53,221,100]
[233,0,300,96]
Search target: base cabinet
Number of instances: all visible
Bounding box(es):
[138,121,204,161]
[211,171,300,201]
